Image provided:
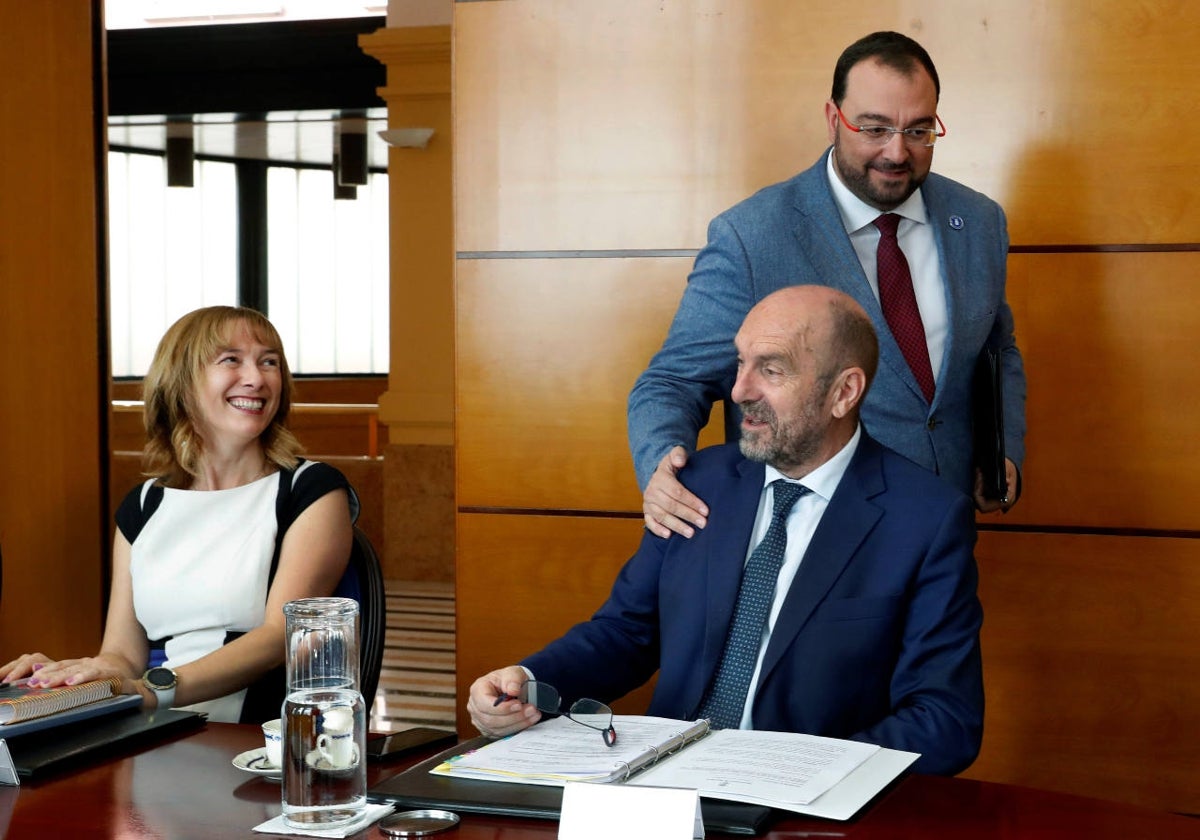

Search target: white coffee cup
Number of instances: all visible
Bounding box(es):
[316,707,358,768]
[262,718,283,767]
[317,729,359,768]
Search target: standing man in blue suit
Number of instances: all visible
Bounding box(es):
[631,31,1027,539]
[469,286,983,776]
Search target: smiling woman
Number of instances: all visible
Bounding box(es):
[0,305,359,724]
[142,306,298,489]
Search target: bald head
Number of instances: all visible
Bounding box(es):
[747,286,879,393]
[732,285,878,477]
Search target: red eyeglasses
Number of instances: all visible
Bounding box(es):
[836,105,947,148]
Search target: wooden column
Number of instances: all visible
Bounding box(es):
[359,26,455,582]
[0,0,106,659]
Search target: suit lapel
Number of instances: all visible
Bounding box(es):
[790,151,877,308]
[921,179,969,407]
[757,437,885,683]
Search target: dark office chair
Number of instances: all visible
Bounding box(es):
[336,526,386,715]
[240,527,387,724]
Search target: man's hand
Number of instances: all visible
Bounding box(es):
[643,446,710,538]
[466,666,542,739]
[974,458,1021,513]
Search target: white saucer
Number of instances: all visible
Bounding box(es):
[233,747,282,779]
[305,748,359,773]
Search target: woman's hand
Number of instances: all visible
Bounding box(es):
[11,655,135,691]
[0,653,56,684]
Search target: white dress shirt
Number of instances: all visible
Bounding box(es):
[737,425,862,729]
[825,151,947,384]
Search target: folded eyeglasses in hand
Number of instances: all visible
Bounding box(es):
[517,680,617,747]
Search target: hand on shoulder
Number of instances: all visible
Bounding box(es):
[643,447,709,539]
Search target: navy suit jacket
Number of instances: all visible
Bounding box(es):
[523,434,984,775]
[628,149,1027,497]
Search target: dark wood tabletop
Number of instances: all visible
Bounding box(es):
[1,722,1197,839]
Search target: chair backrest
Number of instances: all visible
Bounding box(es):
[345,526,385,714]
[240,527,386,724]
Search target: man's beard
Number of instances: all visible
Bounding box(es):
[832,135,925,210]
[738,394,828,474]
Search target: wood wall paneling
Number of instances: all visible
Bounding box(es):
[1003,251,1200,531]
[455,512,656,735]
[456,257,713,511]
[458,250,1200,532]
[455,0,1200,252]
[969,530,1200,814]
[453,0,1200,815]
[0,1,105,659]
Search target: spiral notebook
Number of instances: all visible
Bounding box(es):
[0,676,141,738]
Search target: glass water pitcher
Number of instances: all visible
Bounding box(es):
[280,596,367,829]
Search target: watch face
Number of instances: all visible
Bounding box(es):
[146,667,176,689]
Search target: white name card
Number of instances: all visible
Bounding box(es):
[559,781,703,840]
[0,740,19,786]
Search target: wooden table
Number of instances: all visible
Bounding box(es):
[2,723,1197,838]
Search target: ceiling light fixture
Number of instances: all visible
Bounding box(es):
[165,120,195,187]
[377,128,435,150]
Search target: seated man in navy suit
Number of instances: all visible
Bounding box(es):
[468,285,983,776]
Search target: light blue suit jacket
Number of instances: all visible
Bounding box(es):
[523,435,984,776]
[628,149,1027,496]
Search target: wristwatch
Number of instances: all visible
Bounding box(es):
[141,666,178,710]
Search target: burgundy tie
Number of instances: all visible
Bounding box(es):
[874,213,935,403]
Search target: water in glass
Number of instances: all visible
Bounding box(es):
[281,597,367,829]
[282,687,366,826]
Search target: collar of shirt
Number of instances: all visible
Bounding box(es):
[824,148,928,235]
[761,423,862,500]
[823,149,948,382]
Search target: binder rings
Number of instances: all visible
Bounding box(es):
[369,736,774,836]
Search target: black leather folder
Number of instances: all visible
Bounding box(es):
[972,342,1007,501]
[4,706,205,780]
[368,736,775,836]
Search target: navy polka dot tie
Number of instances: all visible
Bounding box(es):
[698,479,809,729]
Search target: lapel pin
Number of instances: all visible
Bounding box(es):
[949,215,964,230]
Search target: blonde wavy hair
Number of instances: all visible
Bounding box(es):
[141,306,303,487]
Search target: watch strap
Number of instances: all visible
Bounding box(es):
[142,667,177,711]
